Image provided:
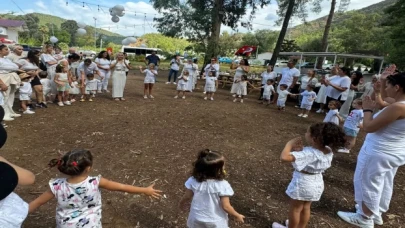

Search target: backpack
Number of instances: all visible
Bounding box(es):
[39,61,47,71]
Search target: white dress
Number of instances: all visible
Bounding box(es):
[86,79,98,94]
[69,81,80,95]
[0,192,29,228]
[204,76,217,93]
[95,58,111,91]
[111,60,127,98]
[41,54,58,94]
[339,89,356,119]
[236,81,247,96]
[144,69,157,84]
[286,147,333,201]
[185,177,234,228]
[315,76,329,104]
[324,109,339,125]
[230,67,245,94]
[183,63,198,91]
[177,75,189,91]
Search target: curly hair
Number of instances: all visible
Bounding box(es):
[49,149,93,176]
[192,149,225,182]
[328,100,341,109]
[309,123,346,152]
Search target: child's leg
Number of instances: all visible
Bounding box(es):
[144,84,148,96]
[63,91,69,102]
[21,100,27,111]
[298,201,312,228]
[288,199,305,228]
[149,84,154,95]
[58,91,63,103]
[346,136,356,149]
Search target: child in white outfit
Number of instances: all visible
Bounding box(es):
[260,79,276,105]
[179,149,245,227]
[39,71,51,104]
[19,74,34,114]
[272,122,346,228]
[233,75,256,103]
[203,71,218,101]
[338,98,364,154]
[297,85,317,118]
[84,73,98,102]
[29,149,162,228]
[69,77,80,102]
[175,70,190,99]
[277,84,296,111]
[140,63,158,99]
[323,100,343,125]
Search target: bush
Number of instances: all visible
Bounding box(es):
[134,55,146,62]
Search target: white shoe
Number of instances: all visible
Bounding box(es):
[174,96,178,99]
[302,114,308,118]
[149,95,154,99]
[92,94,96,98]
[316,109,324,113]
[203,91,206,94]
[337,211,374,228]
[11,114,21,118]
[166,82,170,84]
[3,116,14,121]
[64,101,71,106]
[204,97,207,100]
[232,94,236,97]
[271,222,286,228]
[105,90,110,93]
[97,90,102,94]
[144,95,148,99]
[23,110,35,114]
[210,97,214,101]
[240,99,243,103]
[182,96,186,99]
[58,102,64,107]
[173,82,177,85]
[298,113,303,117]
[233,99,237,103]
[338,148,350,153]
[355,204,383,225]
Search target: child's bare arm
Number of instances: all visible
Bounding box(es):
[99,177,162,198]
[280,137,302,162]
[29,190,54,213]
[179,189,194,211]
[220,197,245,223]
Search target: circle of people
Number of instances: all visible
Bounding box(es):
[1,43,405,228]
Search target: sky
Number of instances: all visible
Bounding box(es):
[2,0,385,37]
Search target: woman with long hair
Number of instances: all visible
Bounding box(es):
[40,44,58,98]
[339,71,363,119]
[111,52,131,100]
[296,69,318,107]
[324,67,351,108]
[95,51,111,93]
[230,59,250,97]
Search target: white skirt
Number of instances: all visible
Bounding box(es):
[205,85,216,93]
[286,171,324,201]
[230,83,238,94]
[177,83,187,91]
[236,85,247,96]
[112,71,127,98]
[315,85,327,104]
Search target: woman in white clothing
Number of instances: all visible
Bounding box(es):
[324,67,351,108]
[41,44,58,96]
[230,59,250,97]
[360,75,379,99]
[297,69,318,106]
[338,66,405,227]
[259,65,277,100]
[110,53,131,101]
[95,51,111,93]
[0,44,21,121]
[183,58,198,92]
[339,71,363,119]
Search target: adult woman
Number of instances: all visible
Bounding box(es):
[339,71,363,119]
[110,53,131,101]
[18,50,46,108]
[230,59,250,96]
[324,67,351,107]
[360,74,379,99]
[166,55,181,84]
[95,51,111,93]
[259,65,277,100]
[315,68,338,113]
[297,69,318,106]
[40,44,58,96]
[183,58,198,92]
[0,44,21,121]
[337,65,405,227]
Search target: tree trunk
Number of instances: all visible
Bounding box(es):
[316,0,336,69]
[269,0,296,67]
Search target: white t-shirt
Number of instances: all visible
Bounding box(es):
[170,59,180,71]
[86,79,98,91]
[40,78,51,92]
[263,84,275,97]
[94,58,111,70]
[326,76,351,100]
[279,67,300,87]
[324,109,340,125]
[0,58,19,73]
[19,81,32,95]
[204,64,220,78]
[0,192,29,228]
[300,76,318,90]
[300,90,317,106]
[7,53,25,63]
[185,177,234,227]
[17,59,38,71]
[205,76,217,86]
[278,90,291,102]
[144,69,157,78]
[344,109,364,132]
[110,60,128,71]
[53,53,64,61]
[40,54,57,68]
[261,71,277,84]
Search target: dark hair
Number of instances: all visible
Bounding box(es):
[54,46,61,51]
[193,59,198,64]
[49,149,93,176]
[97,51,110,60]
[351,71,363,86]
[38,71,48,79]
[340,67,351,76]
[241,75,248,80]
[309,122,346,152]
[68,53,80,61]
[307,84,315,90]
[192,149,225,182]
[242,58,250,66]
[0,44,7,51]
[280,84,288,89]
[267,79,274,83]
[353,98,363,106]
[87,73,94,78]
[387,73,405,93]
[328,100,341,109]
[55,64,64,73]
[26,50,40,66]
[84,59,92,64]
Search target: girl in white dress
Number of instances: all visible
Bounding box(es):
[175,70,190,99]
[140,63,158,99]
[110,53,131,101]
[323,100,343,125]
[230,59,250,97]
[29,149,162,228]
[233,75,256,103]
[183,59,198,92]
[203,71,218,101]
[316,68,339,113]
[179,149,245,227]
[54,64,72,107]
[95,51,111,93]
[272,122,346,228]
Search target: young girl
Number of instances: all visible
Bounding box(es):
[54,64,71,107]
[140,63,158,99]
[179,149,245,227]
[53,47,64,61]
[39,71,51,105]
[323,100,343,125]
[233,75,256,103]
[28,149,162,227]
[277,84,296,111]
[175,70,190,99]
[260,79,276,105]
[272,122,346,228]
[338,99,363,154]
[297,85,317,118]
[69,77,80,103]
[203,70,218,101]
[83,73,98,102]
[19,74,35,114]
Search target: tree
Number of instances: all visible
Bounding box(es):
[61,20,79,46]
[281,39,300,52]
[384,0,405,69]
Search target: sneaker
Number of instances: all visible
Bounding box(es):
[64,101,71,106]
[355,204,383,225]
[92,94,96,98]
[302,114,308,118]
[23,110,35,114]
[298,113,303,117]
[271,222,286,228]
[240,99,243,103]
[105,90,110,93]
[173,82,177,85]
[80,99,85,102]
[295,105,300,108]
[232,94,237,98]
[2,123,7,128]
[337,211,374,228]
[40,103,48,108]
[210,97,214,101]
[70,99,76,103]
[316,109,324,113]
[11,114,21,118]
[174,96,178,99]
[182,96,186,99]
[89,98,93,102]
[204,97,207,100]
[166,82,170,84]
[150,95,155,99]
[233,99,237,103]
[338,148,350,153]
[97,90,102,94]
[144,95,148,99]
[58,102,64,107]
[203,91,206,94]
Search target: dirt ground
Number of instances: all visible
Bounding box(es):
[3,70,404,227]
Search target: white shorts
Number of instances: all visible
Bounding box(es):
[205,85,216,93]
[144,76,155,84]
[300,103,313,110]
[277,99,286,107]
[177,83,187,91]
[263,94,271,100]
[20,94,31,101]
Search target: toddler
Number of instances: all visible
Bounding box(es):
[277,84,296,111]
[140,63,158,99]
[39,71,51,104]
[233,75,256,103]
[69,77,80,103]
[260,79,276,105]
[29,149,162,227]
[19,74,35,114]
[203,70,218,101]
[82,73,98,102]
[323,100,343,125]
[297,85,317,118]
[272,122,346,228]
[53,47,64,61]
[179,149,245,227]
[338,99,364,153]
[54,64,71,107]
[175,70,189,99]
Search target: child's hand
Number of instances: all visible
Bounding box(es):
[288,137,303,151]
[235,213,245,223]
[144,183,163,199]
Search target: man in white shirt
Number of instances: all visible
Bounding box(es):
[78,59,101,95]
[7,45,24,65]
[273,60,300,103]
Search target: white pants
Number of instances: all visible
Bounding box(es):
[98,69,111,91]
[354,146,405,217]
[339,89,355,119]
[2,85,17,118]
[47,65,57,95]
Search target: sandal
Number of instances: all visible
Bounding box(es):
[114,98,120,101]
[120,98,126,101]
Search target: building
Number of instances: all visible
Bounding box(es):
[257,52,273,65]
[0,19,27,44]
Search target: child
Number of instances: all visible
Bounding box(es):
[260,79,276,105]
[277,84,295,111]
[69,77,80,103]
[139,63,158,99]
[323,100,343,125]
[53,47,64,61]
[28,149,162,227]
[83,73,98,102]
[233,75,256,103]
[272,122,346,228]
[19,73,35,114]
[39,71,51,105]
[297,85,317,118]
[338,99,364,153]
[175,70,189,99]
[54,64,71,107]
[179,149,245,227]
[203,70,218,101]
